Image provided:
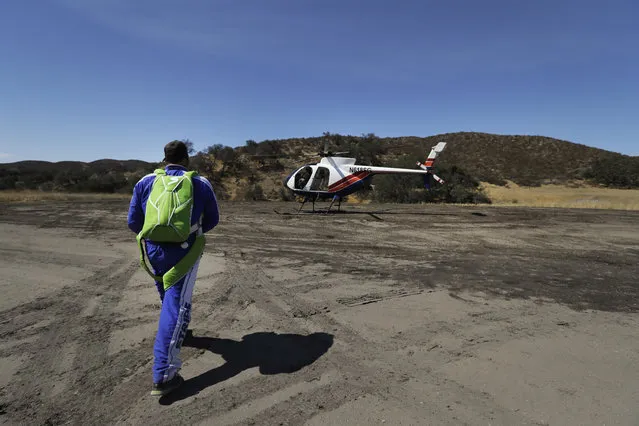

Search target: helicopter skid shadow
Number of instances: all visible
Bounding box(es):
[284,208,459,218]
[158,331,334,405]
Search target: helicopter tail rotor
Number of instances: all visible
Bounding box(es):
[431,173,444,184]
[423,172,445,189]
[418,142,447,190]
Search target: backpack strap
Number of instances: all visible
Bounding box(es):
[184,172,202,235]
[136,223,206,288]
[135,168,167,282]
[136,233,164,282]
[160,234,206,290]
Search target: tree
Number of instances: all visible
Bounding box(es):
[206,144,225,156]
[345,133,385,166]
[583,155,639,188]
[245,140,258,155]
[182,139,196,155]
[372,155,490,204]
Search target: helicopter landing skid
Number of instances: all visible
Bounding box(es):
[326,195,342,213]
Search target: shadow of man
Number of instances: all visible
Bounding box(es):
[159,331,334,405]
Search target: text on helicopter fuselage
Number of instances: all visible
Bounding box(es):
[349,167,372,173]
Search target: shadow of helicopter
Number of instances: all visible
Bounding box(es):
[273,206,484,221]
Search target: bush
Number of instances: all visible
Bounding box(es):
[279,187,295,201]
[243,184,266,201]
[583,155,639,188]
[372,155,490,204]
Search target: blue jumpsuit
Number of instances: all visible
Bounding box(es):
[127,165,220,384]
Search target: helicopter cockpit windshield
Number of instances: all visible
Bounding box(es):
[294,166,313,190]
[310,166,330,191]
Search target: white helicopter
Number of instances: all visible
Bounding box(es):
[282,140,447,212]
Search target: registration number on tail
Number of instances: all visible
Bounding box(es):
[349,167,372,173]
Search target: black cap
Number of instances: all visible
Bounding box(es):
[164,141,189,163]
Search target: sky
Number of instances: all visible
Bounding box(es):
[0,0,637,163]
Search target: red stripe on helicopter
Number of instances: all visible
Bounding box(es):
[329,172,362,189]
[328,171,368,189]
[329,171,371,192]
[424,160,434,167]
[330,177,368,193]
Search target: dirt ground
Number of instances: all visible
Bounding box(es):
[0,199,638,425]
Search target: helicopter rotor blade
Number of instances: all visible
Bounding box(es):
[423,172,445,190]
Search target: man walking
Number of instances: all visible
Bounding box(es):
[127,140,220,396]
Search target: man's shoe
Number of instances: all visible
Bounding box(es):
[150,374,184,397]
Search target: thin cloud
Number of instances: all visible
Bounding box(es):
[0,153,13,160]
[52,0,633,84]
[54,0,291,55]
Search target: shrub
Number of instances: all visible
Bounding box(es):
[583,155,639,188]
[243,184,266,201]
[372,155,490,204]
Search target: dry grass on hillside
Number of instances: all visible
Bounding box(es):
[482,182,639,210]
[0,191,131,203]
[3,184,639,211]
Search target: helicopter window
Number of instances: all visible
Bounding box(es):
[310,166,330,191]
[294,166,313,189]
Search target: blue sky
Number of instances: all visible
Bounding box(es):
[0,0,637,163]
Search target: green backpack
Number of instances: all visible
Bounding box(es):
[136,169,206,290]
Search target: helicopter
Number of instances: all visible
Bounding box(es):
[282,139,447,212]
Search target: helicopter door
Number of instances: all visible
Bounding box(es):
[310,166,330,191]
[294,166,313,190]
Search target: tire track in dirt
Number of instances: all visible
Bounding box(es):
[129,261,531,425]
[0,301,57,342]
[0,248,142,425]
[202,371,342,426]
[112,252,477,424]
[235,263,534,425]
[30,264,255,424]
[111,267,341,425]
[3,201,638,425]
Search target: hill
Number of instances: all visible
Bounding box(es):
[0,159,157,193]
[202,132,638,201]
[377,132,626,186]
[238,132,626,184]
[1,132,637,201]
[401,132,638,188]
